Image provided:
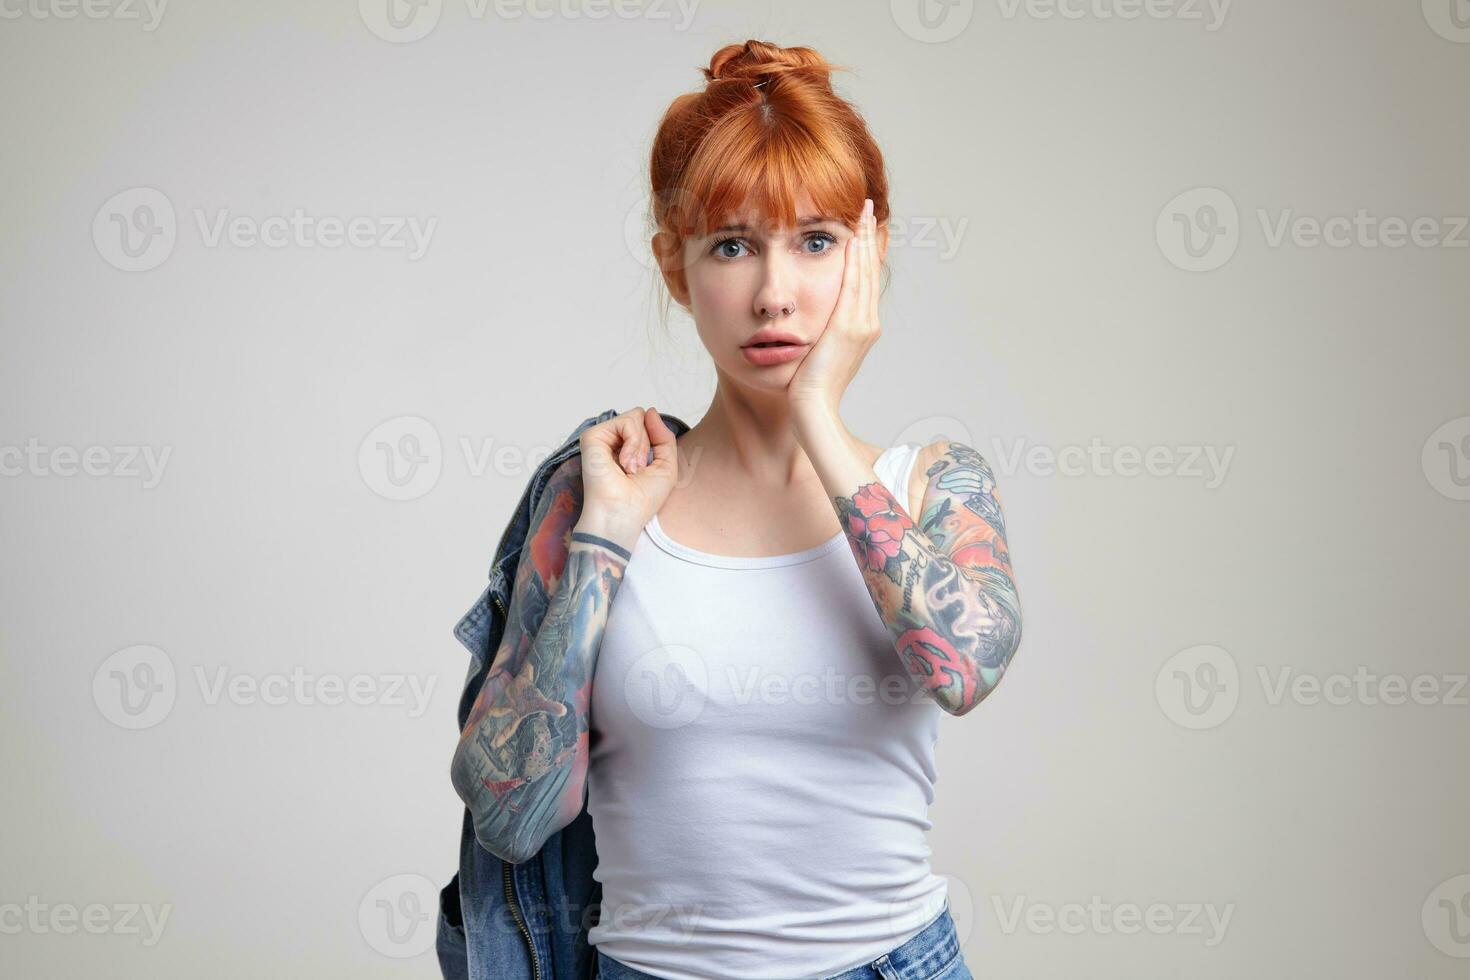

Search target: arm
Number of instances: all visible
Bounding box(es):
[449,455,631,863]
[782,201,1020,712]
[803,426,1023,716]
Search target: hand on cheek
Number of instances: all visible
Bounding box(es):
[787,198,883,419]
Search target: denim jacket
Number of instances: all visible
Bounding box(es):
[438,408,693,980]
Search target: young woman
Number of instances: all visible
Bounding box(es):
[452,39,1022,980]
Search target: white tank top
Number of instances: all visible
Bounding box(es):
[585,443,950,980]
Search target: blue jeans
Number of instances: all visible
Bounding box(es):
[595,901,974,980]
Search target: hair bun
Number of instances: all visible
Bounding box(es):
[701,39,842,90]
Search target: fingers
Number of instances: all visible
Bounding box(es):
[834,198,876,327]
[615,408,648,474]
[643,406,677,470]
[836,227,860,318]
[585,407,675,478]
[581,408,646,480]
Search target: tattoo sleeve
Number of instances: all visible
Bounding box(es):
[449,456,627,863]
[836,441,1023,716]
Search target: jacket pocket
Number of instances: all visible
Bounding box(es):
[434,872,469,980]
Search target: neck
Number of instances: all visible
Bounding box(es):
[679,376,852,487]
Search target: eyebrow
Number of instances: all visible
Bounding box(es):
[710,215,841,236]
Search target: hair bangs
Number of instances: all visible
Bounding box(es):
[676,115,865,241]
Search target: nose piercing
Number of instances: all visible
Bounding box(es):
[762,303,794,318]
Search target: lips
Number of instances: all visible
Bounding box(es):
[742,328,805,348]
[741,339,809,366]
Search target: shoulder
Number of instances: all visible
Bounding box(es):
[908,439,995,512]
[898,441,946,518]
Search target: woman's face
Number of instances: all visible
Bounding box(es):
[662,190,881,393]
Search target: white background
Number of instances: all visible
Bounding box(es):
[1,0,1468,976]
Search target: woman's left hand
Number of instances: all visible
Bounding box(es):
[788,197,884,422]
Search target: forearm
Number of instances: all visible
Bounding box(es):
[450,524,631,862]
[796,414,1022,715]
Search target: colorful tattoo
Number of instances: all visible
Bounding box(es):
[450,456,626,862]
[837,442,1022,715]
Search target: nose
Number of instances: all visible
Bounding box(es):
[752,253,797,320]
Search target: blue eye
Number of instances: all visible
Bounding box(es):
[805,232,838,254]
[710,232,838,261]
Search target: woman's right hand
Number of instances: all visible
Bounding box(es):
[575,406,679,551]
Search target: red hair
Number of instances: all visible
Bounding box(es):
[648,40,890,316]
